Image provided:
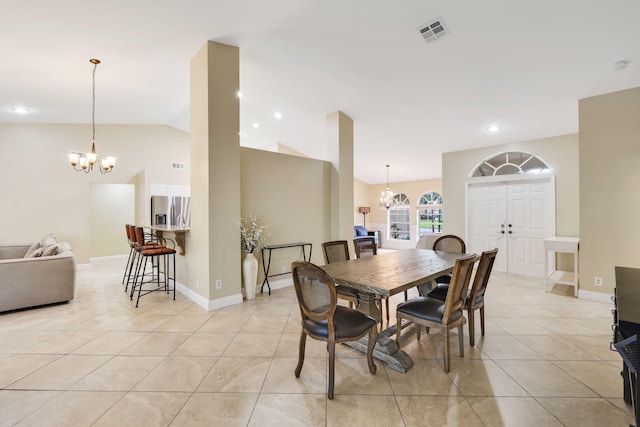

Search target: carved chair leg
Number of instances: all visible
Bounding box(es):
[295,331,307,377]
[328,340,336,400]
[480,306,485,336]
[468,308,476,347]
[458,323,465,357]
[367,326,378,375]
[444,328,450,373]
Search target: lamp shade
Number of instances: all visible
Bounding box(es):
[358,207,371,214]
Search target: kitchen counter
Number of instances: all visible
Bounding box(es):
[147,225,190,255]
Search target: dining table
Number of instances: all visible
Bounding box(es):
[321,248,467,373]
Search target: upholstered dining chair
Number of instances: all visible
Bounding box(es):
[432,234,467,285]
[396,253,477,372]
[427,248,498,346]
[322,240,359,308]
[291,261,378,399]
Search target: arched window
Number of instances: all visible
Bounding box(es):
[470,151,551,177]
[389,193,411,240]
[417,191,443,238]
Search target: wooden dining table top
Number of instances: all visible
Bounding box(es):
[321,248,466,297]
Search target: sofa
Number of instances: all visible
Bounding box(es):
[354,225,380,247]
[0,239,76,312]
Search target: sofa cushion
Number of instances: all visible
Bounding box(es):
[42,245,59,257]
[354,226,368,237]
[24,241,43,258]
[40,233,57,248]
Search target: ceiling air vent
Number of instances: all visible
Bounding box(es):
[171,162,185,170]
[418,18,449,43]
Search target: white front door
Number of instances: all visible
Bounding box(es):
[466,177,555,277]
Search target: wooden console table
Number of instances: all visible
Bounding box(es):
[260,242,312,295]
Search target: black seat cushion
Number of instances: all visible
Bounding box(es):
[396,296,462,324]
[434,274,452,284]
[427,285,484,306]
[303,306,377,340]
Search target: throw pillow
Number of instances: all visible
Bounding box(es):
[26,247,44,258]
[42,245,58,257]
[40,233,57,248]
[55,241,72,253]
[24,241,43,258]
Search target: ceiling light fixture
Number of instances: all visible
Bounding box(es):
[11,106,31,114]
[379,165,396,210]
[68,59,116,174]
[487,124,501,133]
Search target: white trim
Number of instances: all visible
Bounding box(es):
[90,254,129,263]
[265,277,293,292]
[578,289,614,303]
[76,263,91,270]
[175,281,244,310]
[465,171,554,185]
[207,293,244,311]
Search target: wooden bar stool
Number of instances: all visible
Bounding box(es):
[131,227,176,307]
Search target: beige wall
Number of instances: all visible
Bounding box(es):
[442,134,580,246]
[579,86,640,296]
[90,183,135,257]
[0,123,189,263]
[240,147,331,284]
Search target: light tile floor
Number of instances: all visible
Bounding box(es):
[0,260,635,426]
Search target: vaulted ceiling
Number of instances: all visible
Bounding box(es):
[2,0,639,183]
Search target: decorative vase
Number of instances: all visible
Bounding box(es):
[242,252,258,300]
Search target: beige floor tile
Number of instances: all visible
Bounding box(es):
[0,330,60,353]
[113,314,173,331]
[171,332,235,356]
[120,332,191,355]
[513,335,601,361]
[554,360,624,398]
[0,354,61,388]
[331,357,393,395]
[274,333,329,358]
[239,314,289,334]
[564,335,621,361]
[491,317,554,335]
[71,331,147,355]
[154,315,209,332]
[14,391,124,427]
[197,315,248,333]
[7,354,111,390]
[396,395,484,427]
[21,330,104,354]
[170,392,258,427]
[222,332,280,357]
[198,356,271,392]
[261,357,327,394]
[496,360,598,397]
[94,391,191,427]
[466,396,563,427]
[326,395,404,427]
[447,359,529,397]
[133,356,217,392]
[70,355,164,391]
[476,335,544,360]
[248,393,326,427]
[0,390,61,427]
[386,360,458,396]
[538,397,635,427]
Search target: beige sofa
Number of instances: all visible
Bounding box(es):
[0,244,76,312]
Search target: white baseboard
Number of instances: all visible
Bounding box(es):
[175,281,244,311]
[261,277,293,293]
[90,254,129,263]
[578,289,614,303]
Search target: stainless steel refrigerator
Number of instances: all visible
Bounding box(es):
[171,196,191,228]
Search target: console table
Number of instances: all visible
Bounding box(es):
[260,242,312,295]
[544,236,579,297]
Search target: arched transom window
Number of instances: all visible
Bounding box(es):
[389,193,410,240]
[417,191,443,238]
[471,151,551,177]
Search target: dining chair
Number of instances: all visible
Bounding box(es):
[427,248,498,346]
[291,261,378,399]
[432,234,467,285]
[322,240,359,308]
[396,253,477,372]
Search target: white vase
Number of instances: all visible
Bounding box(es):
[242,252,258,300]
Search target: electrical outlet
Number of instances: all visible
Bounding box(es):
[196,280,199,289]
[594,277,603,287]
[215,279,222,289]
[281,266,287,274]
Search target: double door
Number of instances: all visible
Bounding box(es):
[466,177,555,277]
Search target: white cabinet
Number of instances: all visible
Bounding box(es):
[544,237,579,297]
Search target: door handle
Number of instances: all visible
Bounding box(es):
[501,230,505,234]
[508,230,512,234]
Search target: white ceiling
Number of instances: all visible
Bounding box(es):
[2,0,639,183]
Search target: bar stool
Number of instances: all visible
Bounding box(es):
[122,224,136,286]
[124,225,160,294]
[130,226,176,307]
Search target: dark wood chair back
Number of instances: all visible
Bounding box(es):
[433,235,466,254]
[322,240,350,264]
[354,237,377,258]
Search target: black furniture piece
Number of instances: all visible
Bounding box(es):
[613,266,640,426]
[291,261,378,399]
[260,242,312,295]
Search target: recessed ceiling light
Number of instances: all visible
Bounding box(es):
[274,111,282,119]
[11,106,31,114]
[487,124,501,133]
[237,91,244,98]
[252,122,259,129]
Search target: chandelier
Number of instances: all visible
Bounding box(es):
[68,59,116,173]
[379,164,396,209]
